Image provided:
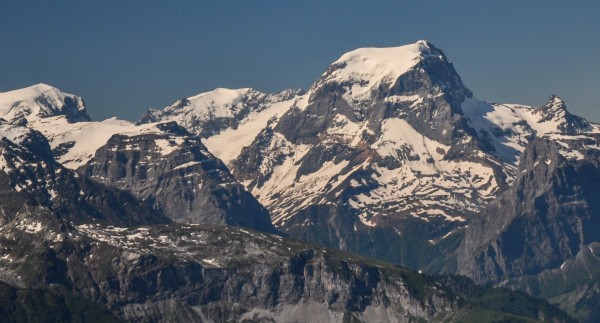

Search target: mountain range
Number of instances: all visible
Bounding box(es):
[0,40,598,322]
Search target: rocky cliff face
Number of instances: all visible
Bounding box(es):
[0,121,168,227]
[457,133,600,284]
[79,122,275,232]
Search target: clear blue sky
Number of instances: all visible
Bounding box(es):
[1,1,599,122]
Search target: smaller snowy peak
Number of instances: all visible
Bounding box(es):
[0,83,90,124]
[139,87,305,138]
[139,88,255,125]
[534,95,568,122]
[164,87,303,116]
[179,88,253,114]
[534,95,591,134]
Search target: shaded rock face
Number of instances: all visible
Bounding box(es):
[0,123,168,227]
[0,281,120,322]
[79,123,275,233]
[457,135,600,285]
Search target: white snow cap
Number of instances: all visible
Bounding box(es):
[315,40,439,100]
[0,83,88,122]
[333,40,433,80]
[0,83,57,107]
[186,88,250,106]
[162,87,253,119]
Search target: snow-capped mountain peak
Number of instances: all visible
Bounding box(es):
[535,95,568,121]
[534,95,591,134]
[311,40,461,103]
[186,87,250,104]
[0,83,90,124]
[162,87,253,118]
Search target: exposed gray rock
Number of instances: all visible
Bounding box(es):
[79,122,275,232]
[457,134,600,284]
[0,121,168,227]
[0,209,573,323]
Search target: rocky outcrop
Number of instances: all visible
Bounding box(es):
[457,134,600,284]
[533,95,591,134]
[0,121,168,227]
[79,122,275,232]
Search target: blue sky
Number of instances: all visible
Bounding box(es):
[1,1,599,121]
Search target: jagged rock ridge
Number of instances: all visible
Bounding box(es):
[0,120,168,227]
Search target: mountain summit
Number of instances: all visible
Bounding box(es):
[534,95,591,134]
[313,40,471,109]
[0,83,90,124]
[314,40,437,98]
